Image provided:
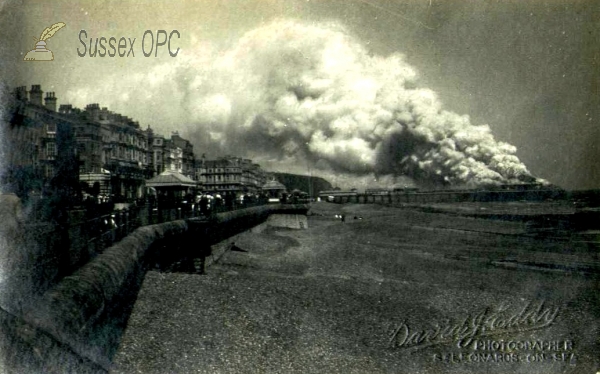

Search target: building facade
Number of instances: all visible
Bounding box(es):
[4,85,280,204]
[2,85,79,204]
[147,128,165,177]
[57,103,152,200]
[165,132,195,178]
[4,84,198,202]
[196,156,266,195]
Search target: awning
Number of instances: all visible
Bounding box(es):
[146,171,197,188]
[80,172,111,181]
[262,179,286,190]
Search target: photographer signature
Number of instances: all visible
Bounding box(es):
[388,301,559,351]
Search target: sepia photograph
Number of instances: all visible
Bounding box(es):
[0,0,598,373]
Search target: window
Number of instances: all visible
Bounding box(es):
[46,123,56,133]
[45,165,55,178]
[46,142,56,157]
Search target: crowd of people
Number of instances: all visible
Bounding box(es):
[81,188,311,222]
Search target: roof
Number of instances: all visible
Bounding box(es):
[262,179,286,190]
[146,171,197,188]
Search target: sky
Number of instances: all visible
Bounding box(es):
[0,0,598,190]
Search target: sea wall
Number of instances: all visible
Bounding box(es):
[0,202,308,373]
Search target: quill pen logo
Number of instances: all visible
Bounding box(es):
[24,22,66,61]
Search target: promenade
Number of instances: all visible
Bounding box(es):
[112,202,599,374]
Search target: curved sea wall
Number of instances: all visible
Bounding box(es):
[1,203,308,373]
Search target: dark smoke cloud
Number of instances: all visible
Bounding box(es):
[66,19,543,188]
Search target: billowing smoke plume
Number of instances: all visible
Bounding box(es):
[66,20,541,188]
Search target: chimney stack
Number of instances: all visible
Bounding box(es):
[44,92,57,112]
[15,86,28,101]
[99,107,110,120]
[29,85,43,106]
[85,103,100,121]
[59,104,73,114]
